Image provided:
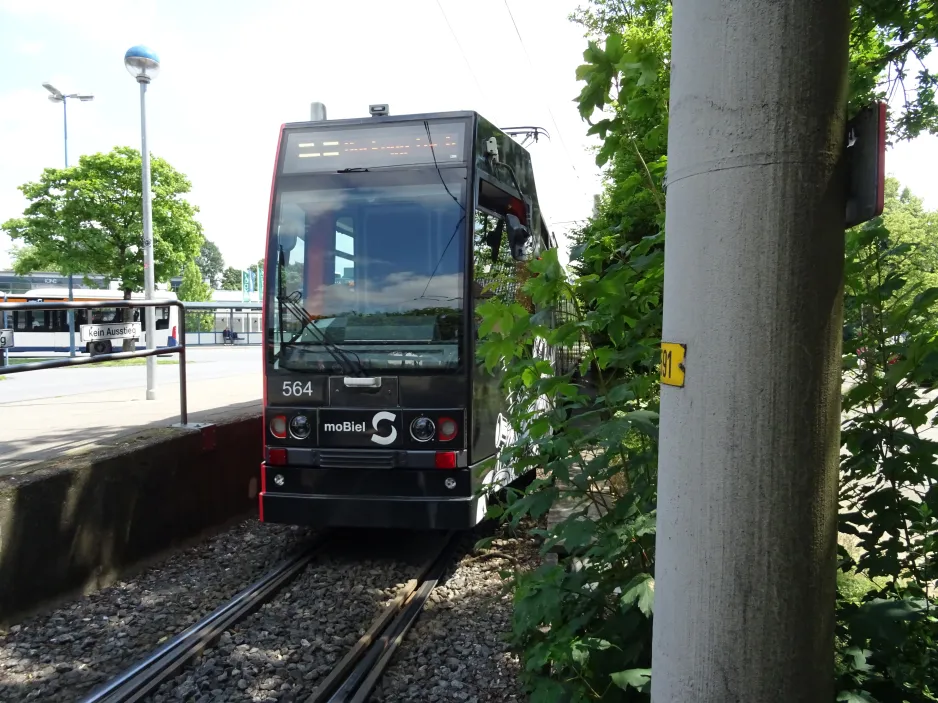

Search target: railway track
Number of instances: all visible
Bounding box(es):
[307,533,458,703]
[78,530,459,703]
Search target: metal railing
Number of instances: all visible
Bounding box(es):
[0,299,189,424]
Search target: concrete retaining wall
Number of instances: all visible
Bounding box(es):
[0,412,262,624]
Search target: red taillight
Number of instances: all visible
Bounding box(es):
[269,448,287,466]
[438,417,457,442]
[270,415,287,439]
[434,451,457,469]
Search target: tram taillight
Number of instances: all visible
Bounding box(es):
[268,448,287,466]
[434,451,457,469]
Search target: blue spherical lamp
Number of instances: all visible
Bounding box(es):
[124,45,160,83]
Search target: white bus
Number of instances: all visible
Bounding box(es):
[1,287,180,354]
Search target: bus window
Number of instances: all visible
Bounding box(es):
[51,311,69,332]
[91,308,118,324]
[156,307,169,329]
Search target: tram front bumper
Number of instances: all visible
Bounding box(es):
[258,463,484,530]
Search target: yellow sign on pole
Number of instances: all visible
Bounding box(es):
[660,342,686,387]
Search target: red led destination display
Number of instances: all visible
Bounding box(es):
[282,121,467,174]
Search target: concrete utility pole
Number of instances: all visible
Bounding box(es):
[652,0,849,701]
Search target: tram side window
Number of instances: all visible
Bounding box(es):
[472,210,517,308]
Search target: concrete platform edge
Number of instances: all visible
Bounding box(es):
[0,411,262,624]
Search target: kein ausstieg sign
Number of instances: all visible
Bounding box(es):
[80,322,142,343]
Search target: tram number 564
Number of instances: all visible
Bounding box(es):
[660,342,686,388]
[283,381,315,397]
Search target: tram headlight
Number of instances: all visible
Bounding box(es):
[410,416,436,442]
[289,414,312,440]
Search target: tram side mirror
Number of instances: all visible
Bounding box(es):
[279,234,298,253]
[505,213,531,261]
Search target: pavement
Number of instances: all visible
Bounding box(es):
[0,346,262,475]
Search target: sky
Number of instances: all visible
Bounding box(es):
[0,0,605,273]
[1,1,936,275]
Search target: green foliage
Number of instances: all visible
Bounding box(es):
[846,0,938,139]
[478,238,663,700]
[473,1,938,701]
[2,146,203,296]
[835,218,938,702]
[876,178,938,320]
[178,260,214,332]
[196,239,226,289]
[220,266,242,290]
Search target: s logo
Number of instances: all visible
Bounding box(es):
[371,411,398,445]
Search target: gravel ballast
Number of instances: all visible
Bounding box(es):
[0,517,542,703]
[149,529,443,703]
[0,519,312,703]
[370,520,541,703]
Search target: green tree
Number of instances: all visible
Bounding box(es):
[1,146,203,350]
[177,260,212,302]
[177,260,214,332]
[880,177,938,315]
[196,239,225,289]
[220,266,242,290]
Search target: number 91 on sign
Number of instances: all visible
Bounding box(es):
[660,342,686,388]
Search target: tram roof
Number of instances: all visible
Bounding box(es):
[281,110,478,131]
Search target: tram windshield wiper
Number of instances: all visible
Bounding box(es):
[275,246,366,376]
[336,167,369,173]
[276,293,366,376]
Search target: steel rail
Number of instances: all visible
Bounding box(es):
[308,531,460,703]
[79,535,329,703]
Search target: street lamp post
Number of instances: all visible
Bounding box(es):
[42,83,93,358]
[124,45,160,401]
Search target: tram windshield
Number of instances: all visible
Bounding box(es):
[268,165,468,373]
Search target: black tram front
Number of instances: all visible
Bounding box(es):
[259,109,553,530]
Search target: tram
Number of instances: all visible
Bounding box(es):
[259,106,560,530]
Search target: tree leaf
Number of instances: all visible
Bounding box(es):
[620,573,655,616]
[611,668,651,693]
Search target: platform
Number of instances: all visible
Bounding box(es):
[0,347,261,476]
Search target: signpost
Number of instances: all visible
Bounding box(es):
[80,322,142,344]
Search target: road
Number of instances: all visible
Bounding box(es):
[0,347,259,403]
[0,347,262,475]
